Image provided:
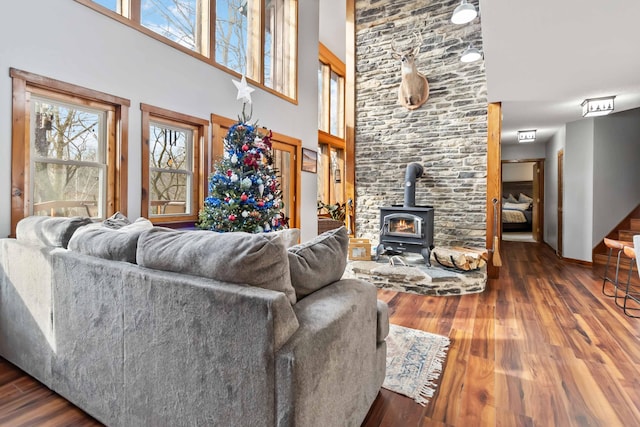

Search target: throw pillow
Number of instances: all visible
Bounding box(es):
[136,228,297,305]
[16,216,93,248]
[68,217,153,263]
[287,226,349,300]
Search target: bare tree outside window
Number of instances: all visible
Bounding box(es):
[215,0,248,75]
[31,98,106,218]
[141,0,205,52]
[148,123,193,216]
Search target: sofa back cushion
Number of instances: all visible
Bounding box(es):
[136,228,296,304]
[67,218,154,263]
[287,226,349,299]
[16,216,93,248]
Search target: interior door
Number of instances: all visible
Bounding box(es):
[272,141,298,229]
[557,150,564,257]
[532,160,544,242]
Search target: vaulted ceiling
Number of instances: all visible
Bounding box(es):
[480,0,640,145]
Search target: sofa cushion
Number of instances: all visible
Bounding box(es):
[16,216,93,248]
[68,218,153,263]
[287,226,349,299]
[136,228,297,304]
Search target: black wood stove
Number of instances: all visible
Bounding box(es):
[376,163,434,266]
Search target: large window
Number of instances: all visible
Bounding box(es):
[141,104,209,225]
[77,0,297,100]
[318,43,346,209]
[10,68,129,235]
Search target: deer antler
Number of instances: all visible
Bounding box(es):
[411,31,423,53]
[391,38,402,55]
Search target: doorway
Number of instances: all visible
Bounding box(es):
[501,159,545,243]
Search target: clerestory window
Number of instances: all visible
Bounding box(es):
[317,43,346,208]
[77,0,298,100]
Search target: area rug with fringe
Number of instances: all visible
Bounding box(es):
[383,324,451,406]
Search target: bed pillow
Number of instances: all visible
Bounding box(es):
[503,202,531,211]
[518,193,533,204]
[16,216,93,248]
[287,226,349,299]
[137,228,296,304]
[503,193,518,204]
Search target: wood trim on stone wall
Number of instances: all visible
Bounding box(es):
[487,102,502,278]
[345,0,356,236]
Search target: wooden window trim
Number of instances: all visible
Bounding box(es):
[318,43,346,143]
[318,43,347,217]
[9,68,129,236]
[319,43,345,76]
[141,103,209,228]
[75,0,298,104]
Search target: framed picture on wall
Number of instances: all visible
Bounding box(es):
[301,148,317,173]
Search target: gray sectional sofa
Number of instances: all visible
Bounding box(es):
[0,216,388,427]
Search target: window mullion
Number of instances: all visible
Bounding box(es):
[197,0,210,57]
[129,0,140,22]
[246,0,262,82]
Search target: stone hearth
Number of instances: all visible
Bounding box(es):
[343,253,486,296]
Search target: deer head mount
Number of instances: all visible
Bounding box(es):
[391,33,429,110]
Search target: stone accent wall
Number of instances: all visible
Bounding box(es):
[354,0,487,248]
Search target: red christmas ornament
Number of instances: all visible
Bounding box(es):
[226,169,233,177]
[224,197,230,202]
[240,194,248,202]
[257,201,265,207]
[228,214,236,221]
[242,144,249,152]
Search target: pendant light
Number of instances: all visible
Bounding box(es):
[451,0,477,25]
[460,45,482,63]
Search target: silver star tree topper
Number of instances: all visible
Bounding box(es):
[232,75,255,104]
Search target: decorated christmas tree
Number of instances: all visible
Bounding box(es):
[197,77,286,233]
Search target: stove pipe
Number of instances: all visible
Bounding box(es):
[403,162,424,207]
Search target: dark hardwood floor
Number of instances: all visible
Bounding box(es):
[1,240,639,426]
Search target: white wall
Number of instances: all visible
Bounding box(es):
[592,108,640,246]
[501,142,546,161]
[544,126,565,250]
[0,0,320,242]
[502,162,534,182]
[563,119,594,261]
[319,0,346,62]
